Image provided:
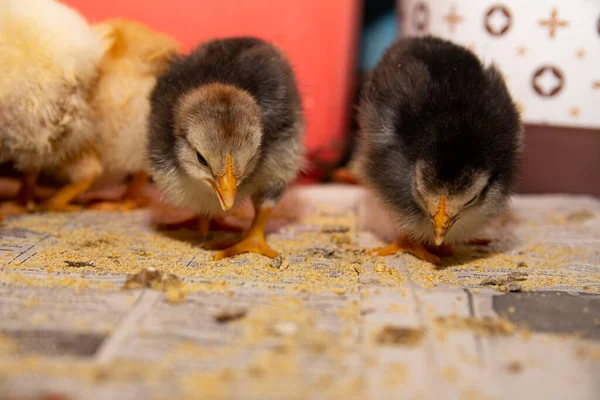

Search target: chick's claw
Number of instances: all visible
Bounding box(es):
[209,202,279,260]
[371,237,441,265]
[212,235,278,261]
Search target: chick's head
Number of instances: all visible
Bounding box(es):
[414,161,495,246]
[409,107,521,246]
[174,83,262,211]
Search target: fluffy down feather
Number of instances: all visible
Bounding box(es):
[0,0,106,171]
[88,19,179,178]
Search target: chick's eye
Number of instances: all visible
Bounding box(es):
[465,194,479,207]
[196,151,208,166]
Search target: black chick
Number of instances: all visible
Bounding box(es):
[148,37,304,260]
[356,36,522,264]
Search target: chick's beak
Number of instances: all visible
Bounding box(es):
[432,194,454,246]
[214,154,237,211]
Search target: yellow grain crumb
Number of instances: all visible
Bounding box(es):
[508,307,515,314]
[123,268,187,303]
[442,366,458,383]
[24,298,40,307]
[166,287,186,303]
[376,326,425,346]
[383,363,407,387]
[464,388,487,400]
[387,304,408,313]
[505,361,523,374]
[0,334,18,354]
[373,264,387,273]
[435,315,516,336]
[33,314,50,324]
[583,307,589,313]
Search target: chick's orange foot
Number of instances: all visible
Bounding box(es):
[0,201,30,217]
[371,237,441,264]
[36,175,97,213]
[209,234,278,261]
[209,204,278,260]
[38,202,82,213]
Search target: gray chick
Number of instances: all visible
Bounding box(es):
[355,36,522,264]
[148,37,304,260]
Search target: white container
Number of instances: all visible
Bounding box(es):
[398,0,600,130]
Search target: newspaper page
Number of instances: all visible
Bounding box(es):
[0,185,598,400]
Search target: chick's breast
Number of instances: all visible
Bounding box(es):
[148,37,304,215]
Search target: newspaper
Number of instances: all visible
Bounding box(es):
[0,185,599,400]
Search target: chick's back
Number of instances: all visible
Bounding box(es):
[0,0,105,169]
[360,36,521,192]
[149,37,302,172]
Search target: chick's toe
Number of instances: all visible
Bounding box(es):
[212,235,278,261]
[210,204,278,260]
[371,237,441,265]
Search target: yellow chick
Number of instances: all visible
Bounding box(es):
[0,0,111,214]
[84,19,180,210]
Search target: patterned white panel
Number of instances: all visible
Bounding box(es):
[398,0,600,130]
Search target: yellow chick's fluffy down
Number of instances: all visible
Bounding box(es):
[0,0,105,169]
[82,19,180,210]
[0,0,111,211]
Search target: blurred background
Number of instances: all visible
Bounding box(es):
[62,0,600,196]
